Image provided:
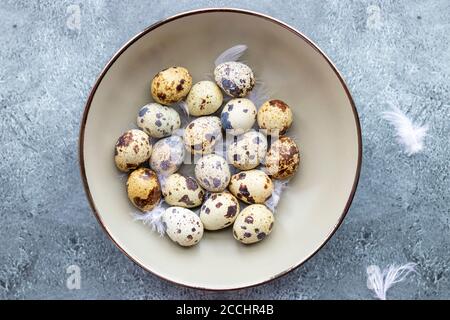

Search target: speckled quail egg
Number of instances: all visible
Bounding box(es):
[227,131,267,170]
[114,129,152,172]
[221,98,257,135]
[149,136,185,176]
[186,81,223,116]
[137,103,181,138]
[200,193,240,230]
[183,116,223,155]
[195,154,231,192]
[228,169,273,204]
[151,66,192,105]
[265,136,300,180]
[257,99,293,135]
[233,204,274,244]
[214,61,255,97]
[126,168,161,212]
[163,207,204,246]
[162,173,205,208]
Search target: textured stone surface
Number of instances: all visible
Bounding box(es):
[0,0,448,299]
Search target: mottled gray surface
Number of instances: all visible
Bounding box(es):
[0,0,448,300]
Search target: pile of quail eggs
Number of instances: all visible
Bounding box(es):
[114,48,300,247]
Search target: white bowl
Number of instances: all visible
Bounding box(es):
[79,8,362,290]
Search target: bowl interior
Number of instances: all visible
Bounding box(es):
[81,10,360,290]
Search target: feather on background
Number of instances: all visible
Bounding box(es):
[366,263,417,300]
[382,106,428,156]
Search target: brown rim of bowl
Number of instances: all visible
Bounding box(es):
[79,7,362,291]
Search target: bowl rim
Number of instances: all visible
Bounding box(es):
[78,7,362,291]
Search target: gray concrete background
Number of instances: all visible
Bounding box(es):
[0,0,448,299]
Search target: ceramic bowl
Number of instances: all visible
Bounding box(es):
[79,8,361,290]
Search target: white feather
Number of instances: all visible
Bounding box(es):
[366,263,417,300]
[133,201,166,236]
[265,179,289,213]
[382,106,428,155]
[214,45,247,66]
[176,100,189,117]
[248,83,271,108]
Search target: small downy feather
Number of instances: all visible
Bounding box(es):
[382,106,428,156]
[214,44,247,66]
[171,100,189,118]
[248,83,271,108]
[133,201,166,237]
[265,179,289,213]
[366,263,417,300]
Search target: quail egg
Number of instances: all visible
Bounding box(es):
[195,154,230,192]
[183,116,222,155]
[228,169,273,204]
[163,173,205,208]
[114,129,152,172]
[214,61,255,97]
[233,204,274,244]
[265,136,300,179]
[126,168,161,212]
[221,98,257,135]
[200,193,240,230]
[257,99,293,135]
[163,207,204,246]
[149,136,185,176]
[186,81,223,116]
[227,131,267,170]
[137,103,181,138]
[151,66,192,105]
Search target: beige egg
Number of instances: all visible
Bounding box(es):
[257,99,293,135]
[163,207,204,246]
[149,136,185,176]
[233,204,274,244]
[200,193,240,230]
[195,154,230,192]
[214,61,255,97]
[228,169,273,204]
[151,66,192,105]
[227,131,267,170]
[220,98,257,135]
[186,81,223,116]
[183,116,223,155]
[265,136,300,180]
[162,173,205,208]
[137,103,181,138]
[114,129,152,172]
[126,168,161,212]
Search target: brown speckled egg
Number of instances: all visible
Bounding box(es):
[195,154,230,192]
[163,207,204,246]
[227,131,267,170]
[214,62,255,97]
[257,99,293,135]
[114,129,152,172]
[183,116,222,155]
[151,67,192,105]
[228,169,273,204]
[186,81,223,116]
[265,137,300,179]
[163,173,205,208]
[221,98,257,135]
[137,103,181,138]
[149,136,185,176]
[200,192,240,231]
[126,168,161,212]
[233,204,274,244]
